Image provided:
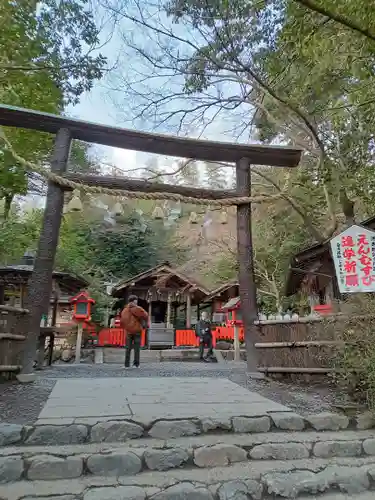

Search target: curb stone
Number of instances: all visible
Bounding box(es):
[86,451,142,476]
[26,455,83,480]
[151,483,214,499]
[144,448,191,471]
[194,444,247,467]
[84,486,146,500]
[0,425,23,447]
[0,456,23,484]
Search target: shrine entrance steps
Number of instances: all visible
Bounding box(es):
[1,411,375,499]
[1,377,375,498]
[101,347,217,364]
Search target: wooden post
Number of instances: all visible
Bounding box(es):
[20,128,72,377]
[75,322,83,363]
[236,158,259,373]
[234,324,240,361]
[166,293,172,327]
[148,300,152,323]
[20,284,26,308]
[186,293,191,328]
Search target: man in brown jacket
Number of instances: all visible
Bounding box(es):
[120,295,149,368]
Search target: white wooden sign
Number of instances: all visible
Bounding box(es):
[330,225,375,293]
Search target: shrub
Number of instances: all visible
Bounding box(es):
[327,295,375,408]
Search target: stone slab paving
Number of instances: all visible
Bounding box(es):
[36,377,292,423]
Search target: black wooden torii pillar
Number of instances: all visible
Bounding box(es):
[0,105,302,380]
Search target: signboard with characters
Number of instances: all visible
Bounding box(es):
[330,225,375,293]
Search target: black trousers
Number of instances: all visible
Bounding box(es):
[199,335,213,359]
[125,332,141,367]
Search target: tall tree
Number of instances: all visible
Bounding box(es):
[204,162,227,190]
[0,0,106,207]
[103,0,375,240]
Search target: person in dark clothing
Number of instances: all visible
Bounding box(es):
[120,295,148,368]
[195,311,214,361]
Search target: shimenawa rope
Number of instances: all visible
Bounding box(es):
[0,130,283,207]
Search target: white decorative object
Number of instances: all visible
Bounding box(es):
[330,224,375,294]
[275,314,283,321]
[283,314,291,321]
[291,313,299,320]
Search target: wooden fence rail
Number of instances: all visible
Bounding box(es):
[0,305,28,378]
[255,341,347,349]
[0,304,29,314]
[254,315,375,377]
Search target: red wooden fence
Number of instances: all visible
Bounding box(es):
[98,328,146,347]
[98,326,244,347]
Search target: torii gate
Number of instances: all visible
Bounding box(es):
[0,104,301,379]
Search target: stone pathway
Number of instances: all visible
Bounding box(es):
[36,377,291,424]
[0,362,351,424]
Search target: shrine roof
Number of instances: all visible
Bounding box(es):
[222,296,241,310]
[112,262,209,297]
[285,214,375,296]
[203,281,239,302]
[0,264,88,291]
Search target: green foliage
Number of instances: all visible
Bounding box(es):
[0,203,186,325]
[211,254,238,283]
[89,213,173,279]
[327,296,375,408]
[0,0,106,203]
[69,141,102,176]
[0,207,42,264]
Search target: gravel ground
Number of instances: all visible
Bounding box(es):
[0,362,352,424]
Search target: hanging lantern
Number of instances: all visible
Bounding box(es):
[152,205,164,220]
[219,210,228,224]
[112,202,124,217]
[189,211,199,224]
[66,190,83,212]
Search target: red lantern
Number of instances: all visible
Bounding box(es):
[70,291,95,322]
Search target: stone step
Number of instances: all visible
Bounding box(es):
[102,348,206,364]
[3,430,375,484]
[2,456,375,499]
[1,412,374,448]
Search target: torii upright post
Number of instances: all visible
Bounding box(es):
[235,158,259,375]
[18,128,71,381]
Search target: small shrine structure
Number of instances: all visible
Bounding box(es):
[201,281,239,321]
[111,262,209,329]
[285,215,375,310]
[0,251,87,328]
